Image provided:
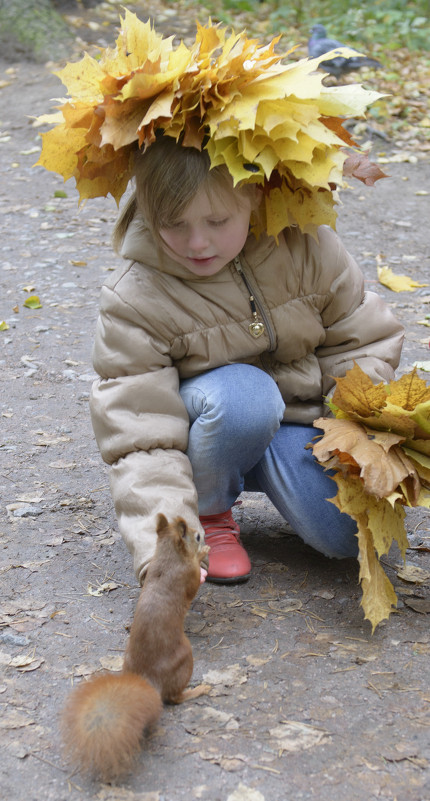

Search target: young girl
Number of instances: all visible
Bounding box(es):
[89,134,403,584]
[37,15,404,585]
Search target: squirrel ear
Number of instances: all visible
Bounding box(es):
[174,518,187,538]
[156,513,169,535]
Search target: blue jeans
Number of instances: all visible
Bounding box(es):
[179,364,358,559]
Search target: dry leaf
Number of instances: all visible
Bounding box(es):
[396,564,430,584]
[0,711,35,729]
[312,418,418,500]
[99,655,123,672]
[203,664,247,687]
[227,785,265,801]
[72,663,99,678]
[181,706,236,736]
[342,152,387,185]
[199,749,247,772]
[269,721,330,752]
[246,654,272,666]
[87,581,119,596]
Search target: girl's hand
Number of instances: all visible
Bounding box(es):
[200,567,208,584]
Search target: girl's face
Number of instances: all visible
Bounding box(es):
[159,184,255,277]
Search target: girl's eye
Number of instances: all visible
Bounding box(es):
[209,218,228,227]
[161,220,186,231]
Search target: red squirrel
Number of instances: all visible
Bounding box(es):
[61,513,209,781]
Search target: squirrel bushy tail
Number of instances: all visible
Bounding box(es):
[61,514,209,781]
[62,672,162,781]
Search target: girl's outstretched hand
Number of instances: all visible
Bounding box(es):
[200,567,208,584]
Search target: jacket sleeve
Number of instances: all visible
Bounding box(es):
[314,228,404,395]
[90,281,202,584]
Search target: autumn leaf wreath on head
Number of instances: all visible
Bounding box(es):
[35,9,386,240]
[35,12,430,632]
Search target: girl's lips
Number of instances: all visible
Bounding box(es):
[188,256,216,265]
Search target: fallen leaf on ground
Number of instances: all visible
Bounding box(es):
[181,705,237,736]
[246,654,272,666]
[0,711,35,729]
[48,460,77,469]
[396,564,430,583]
[404,598,430,613]
[23,295,42,309]
[227,785,265,801]
[377,264,428,292]
[199,749,247,772]
[269,720,330,752]
[203,664,247,687]
[87,581,119,596]
[99,655,123,672]
[10,655,45,672]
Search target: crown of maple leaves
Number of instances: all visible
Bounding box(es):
[36,11,385,239]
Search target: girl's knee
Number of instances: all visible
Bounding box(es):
[211,364,285,419]
[181,364,285,430]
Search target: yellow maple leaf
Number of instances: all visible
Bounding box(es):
[386,368,430,409]
[402,447,430,487]
[377,264,429,292]
[417,488,430,507]
[55,51,105,103]
[35,126,83,182]
[355,519,398,633]
[329,474,404,632]
[331,363,388,418]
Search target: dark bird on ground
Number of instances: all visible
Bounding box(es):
[308,24,382,80]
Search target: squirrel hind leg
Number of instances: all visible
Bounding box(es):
[61,672,162,781]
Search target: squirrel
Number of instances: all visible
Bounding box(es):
[61,513,209,781]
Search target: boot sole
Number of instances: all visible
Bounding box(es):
[205,573,251,584]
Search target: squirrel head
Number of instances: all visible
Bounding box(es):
[155,513,209,573]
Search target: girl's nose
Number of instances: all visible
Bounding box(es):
[188,226,209,252]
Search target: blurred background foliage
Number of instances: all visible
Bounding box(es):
[174,0,430,148]
[197,0,429,51]
[1,0,428,149]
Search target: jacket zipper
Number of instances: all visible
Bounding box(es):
[233,256,276,352]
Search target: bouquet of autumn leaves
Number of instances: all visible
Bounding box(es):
[310,364,430,632]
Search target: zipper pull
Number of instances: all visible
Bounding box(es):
[234,258,266,338]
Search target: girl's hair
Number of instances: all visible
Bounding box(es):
[113,135,254,252]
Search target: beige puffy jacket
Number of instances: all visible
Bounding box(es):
[90,220,404,582]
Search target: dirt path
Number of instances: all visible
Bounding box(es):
[1,57,429,801]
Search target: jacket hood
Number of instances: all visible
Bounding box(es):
[120,215,278,280]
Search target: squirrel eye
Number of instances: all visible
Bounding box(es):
[196,533,201,542]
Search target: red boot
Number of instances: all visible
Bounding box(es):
[200,509,251,583]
